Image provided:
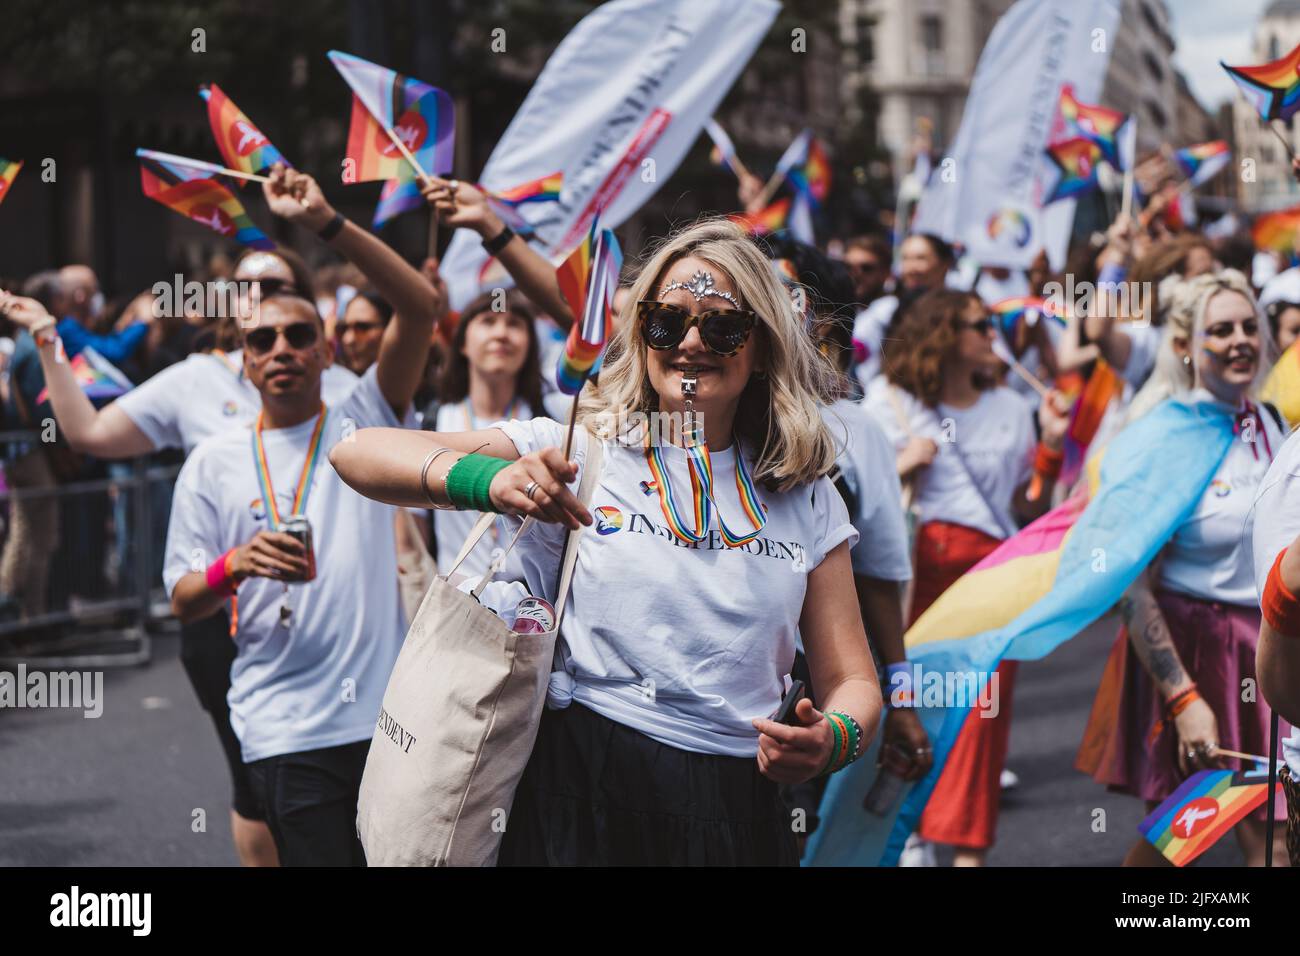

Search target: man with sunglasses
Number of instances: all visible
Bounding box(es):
[158,166,436,866]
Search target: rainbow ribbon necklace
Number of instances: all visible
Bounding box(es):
[461,395,522,431]
[643,422,766,547]
[251,403,329,531]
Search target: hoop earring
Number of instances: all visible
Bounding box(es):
[1182,355,1191,367]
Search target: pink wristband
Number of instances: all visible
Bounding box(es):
[205,549,237,597]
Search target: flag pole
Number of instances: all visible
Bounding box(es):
[1269,120,1297,161]
[752,169,787,210]
[135,149,272,184]
[561,391,581,461]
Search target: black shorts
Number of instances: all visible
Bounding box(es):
[499,703,798,866]
[246,740,370,867]
[178,611,266,822]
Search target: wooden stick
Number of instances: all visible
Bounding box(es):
[380,122,433,188]
[1213,746,1269,764]
[136,149,272,183]
[561,390,581,461]
[427,213,440,260]
[1269,121,1297,161]
[1008,357,1052,400]
[752,168,786,210]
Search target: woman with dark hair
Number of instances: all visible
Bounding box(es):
[335,289,393,376]
[866,287,1068,866]
[425,288,546,578]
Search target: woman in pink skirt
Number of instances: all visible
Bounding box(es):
[1078,270,1291,866]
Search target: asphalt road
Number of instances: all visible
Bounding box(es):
[0,619,1251,867]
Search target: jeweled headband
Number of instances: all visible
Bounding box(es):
[659,269,742,309]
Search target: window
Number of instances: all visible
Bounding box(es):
[858,14,874,64]
[1142,51,1163,82]
[920,15,942,52]
[1271,35,1281,60]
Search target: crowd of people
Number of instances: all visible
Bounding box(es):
[7,142,1300,869]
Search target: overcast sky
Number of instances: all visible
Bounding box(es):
[1169,0,1274,109]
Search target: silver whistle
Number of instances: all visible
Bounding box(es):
[681,372,700,448]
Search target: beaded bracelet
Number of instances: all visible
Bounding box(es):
[821,710,865,775]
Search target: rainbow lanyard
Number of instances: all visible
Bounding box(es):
[212,348,244,381]
[644,433,766,547]
[251,403,329,531]
[461,396,521,431]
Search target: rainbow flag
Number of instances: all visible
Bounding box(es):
[482,173,563,235]
[1253,205,1300,253]
[808,396,1238,866]
[989,296,1064,342]
[329,50,454,184]
[372,171,425,228]
[704,119,741,176]
[1058,85,1129,169]
[788,137,831,206]
[1061,359,1123,488]
[1139,768,1270,867]
[0,158,22,208]
[729,197,790,236]
[199,84,289,179]
[1173,140,1230,188]
[1222,42,1300,122]
[555,217,622,395]
[1044,136,1102,203]
[139,155,273,249]
[35,346,133,404]
[1262,338,1300,424]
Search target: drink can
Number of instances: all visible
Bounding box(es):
[281,514,316,582]
[511,596,555,634]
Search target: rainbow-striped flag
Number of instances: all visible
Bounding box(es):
[1252,204,1300,253]
[808,396,1238,866]
[0,158,21,208]
[555,217,622,395]
[36,346,133,404]
[139,155,273,249]
[1044,136,1102,203]
[1173,140,1230,188]
[1140,768,1271,867]
[788,137,831,206]
[1058,85,1129,169]
[1222,42,1300,122]
[1061,359,1123,488]
[728,197,790,236]
[990,296,1064,342]
[482,173,563,235]
[329,50,454,183]
[199,84,289,179]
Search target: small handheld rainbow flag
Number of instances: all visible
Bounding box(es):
[1061,359,1123,488]
[1222,42,1300,122]
[1044,137,1102,203]
[1139,767,1271,867]
[990,296,1064,342]
[372,170,425,228]
[555,217,622,395]
[329,50,454,184]
[1058,85,1129,169]
[1173,140,1231,188]
[728,197,790,236]
[36,346,133,404]
[481,173,563,235]
[139,154,273,249]
[0,158,22,208]
[1252,204,1300,253]
[788,137,831,206]
[199,84,289,181]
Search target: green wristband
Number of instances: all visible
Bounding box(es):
[821,714,845,776]
[444,453,511,513]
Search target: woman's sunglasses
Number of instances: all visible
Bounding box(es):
[637,300,756,357]
[961,317,995,336]
[245,321,320,356]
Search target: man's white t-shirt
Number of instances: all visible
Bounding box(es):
[495,417,858,758]
[163,367,406,762]
[865,379,1035,540]
[1247,419,1300,778]
[1161,394,1285,606]
[118,349,359,454]
[820,399,912,581]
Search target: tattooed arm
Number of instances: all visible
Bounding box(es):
[1119,562,1224,775]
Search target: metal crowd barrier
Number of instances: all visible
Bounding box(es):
[0,430,182,667]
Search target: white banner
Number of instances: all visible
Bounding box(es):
[442,0,780,308]
[911,0,1121,270]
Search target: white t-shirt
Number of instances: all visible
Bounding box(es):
[162,367,406,762]
[118,349,359,455]
[852,296,898,391]
[1117,323,1162,390]
[1160,393,1286,606]
[820,399,911,581]
[432,398,533,581]
[1247,416,1300,777]
[496,416,858,757]
[865,380,1035,540]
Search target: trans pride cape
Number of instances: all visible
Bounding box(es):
[806,396,1237,866]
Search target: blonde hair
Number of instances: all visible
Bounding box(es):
[577,218,839,491]
[1127,269,1275,421]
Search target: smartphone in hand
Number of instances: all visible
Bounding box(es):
[773,679,806,726]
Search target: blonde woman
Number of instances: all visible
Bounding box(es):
[330,219,882,865]
[1078,270,1291,866]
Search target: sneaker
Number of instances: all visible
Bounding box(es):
[1000,768,1020,791]
[898,832,936,867]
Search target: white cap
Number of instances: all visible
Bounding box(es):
[1260,266,1300,310]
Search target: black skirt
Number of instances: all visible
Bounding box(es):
[498,702,798,866]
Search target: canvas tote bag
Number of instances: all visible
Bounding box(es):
[357,433,603,866]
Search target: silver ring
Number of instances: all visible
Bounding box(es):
[448,179,460,194]
[525,480,540,501]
